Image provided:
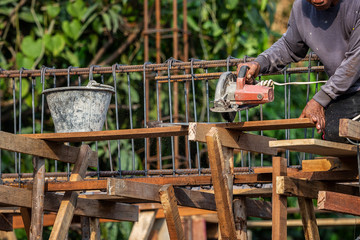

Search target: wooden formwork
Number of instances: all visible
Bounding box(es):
[0,118,359,239]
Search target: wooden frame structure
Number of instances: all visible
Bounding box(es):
[0,118,359,239]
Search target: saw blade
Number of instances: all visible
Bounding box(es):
[221,112,237,122]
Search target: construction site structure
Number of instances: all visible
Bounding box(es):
[0,52,359,240]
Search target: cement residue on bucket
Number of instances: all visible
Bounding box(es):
[43,80,115,133]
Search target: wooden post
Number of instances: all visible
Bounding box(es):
[272,157,287,240]
[298,197,320,240]
[49,145,92,240]
[30,156,45,240]
[20,207,31,239]
[159,184,185,240]
[90,218,100,240]
[206,127,237,240]
[129,211,157,240]
[234,198,247,240]
[81,217,90,240]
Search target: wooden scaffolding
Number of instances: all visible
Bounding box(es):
[0,117,359,239]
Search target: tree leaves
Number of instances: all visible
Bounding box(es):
[44,33,65,56]
[66,0,87,19]
[62,20,82,40]
[20,36,42,59]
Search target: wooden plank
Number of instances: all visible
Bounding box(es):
[159,184,185,240]
[49,145,91,240]
[30,157,45,240]
[81,217,90,240]
[276,176,359,199]
[189,124,277,155]
[129,211,157,240]
[269,139,357,157]
[191,217,207,240]
[0,185,138,222]
[339,118,360,141]
[206,127,237,239]
[298,197,320,240]
[20,207,31,238]
[0,213,13,231]
[245,198,272,220]
[107,178,216,210]
[90,218,100,240]
[191,118,315,131]
[247,218,360,228]
[272,157,287,240]
[318,191,360,216]
[0,131,97,166]
[301,157,355,172]
[289,170,358,182]
[21,126,188,142]
[234,198,247,240]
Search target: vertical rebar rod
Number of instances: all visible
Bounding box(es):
[144,0,149,62]
[18,69,24,183]
[183,70,192,169]
[283,67,290,164]
[112,64,122,177]
[127,73,136,170]
[259,75,264,167]
[143,63,150,175]
[53,73,58,173]
[156,73,163,171]
[12,77,17,174]
[101,74,113,172]
[155,0,161,63]
[287,74,292,166]
[190,59,201,174]
[205,68,210,123]
[183,0,188,62]
[167,60,176,175]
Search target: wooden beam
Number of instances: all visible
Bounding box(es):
[49,145,91,240]
[247,218,360,228]
[339,118,360,141]
[0,185,138,221]
[289,170,358,182]
[191,118,315,131]
[0,213,13,231]
[318,191,360,216]
[20,207,31,238]
[0,131,97,166]
[298,197,320,240]
[234,198,247,240]
[269,139,357,157]
[272,157,287,240]
[159,184,185,240]
[276,176,359,199]
[206,127,237,239]
[21,126,188,142]
[189,124,277,155]
[301,157,355,172]
[90,218,100,240]
[30,157,45,240]
[81,217,90,239]
[107,178,216,210]
[129,210,157,240]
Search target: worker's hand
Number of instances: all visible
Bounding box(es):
[236,62,261,84]
[299,99,325,133]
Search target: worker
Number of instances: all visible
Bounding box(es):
[237,0,360,142]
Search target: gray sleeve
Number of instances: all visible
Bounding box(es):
[255,8,309,74]
[313,16,360,107]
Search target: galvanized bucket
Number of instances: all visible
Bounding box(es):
[43,80,115,133]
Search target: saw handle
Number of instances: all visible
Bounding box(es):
[237,65,249,90]
[238,65,249,78]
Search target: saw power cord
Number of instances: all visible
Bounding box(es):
[257,79,327,87]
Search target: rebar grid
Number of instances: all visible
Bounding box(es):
[0,56,323,184]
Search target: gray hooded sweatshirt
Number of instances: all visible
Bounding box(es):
[255,0,360,107]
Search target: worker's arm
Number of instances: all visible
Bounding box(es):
[237,7,309,82]
[254,7,309,74]
[312,16,360,108]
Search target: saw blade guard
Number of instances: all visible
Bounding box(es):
[211,71,237,112]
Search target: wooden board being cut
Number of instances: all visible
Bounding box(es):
[269,139,357,157]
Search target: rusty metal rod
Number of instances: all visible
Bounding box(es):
[0,166,299,179]
[155,66,325,83]
[0,56,321,78]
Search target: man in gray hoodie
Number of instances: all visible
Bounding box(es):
[239,0,360,142]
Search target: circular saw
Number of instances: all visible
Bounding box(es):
[210,65,274,122]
